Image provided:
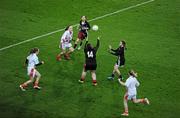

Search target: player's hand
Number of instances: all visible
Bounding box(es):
[109,45,112,50]
[134,72,138,77]
[97,36,101,40]
[118,78,122,83]
[41,61,44,64]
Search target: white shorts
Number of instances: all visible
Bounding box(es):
[125,93,136,100]
[60,43,72,50]
[27,67,40,78]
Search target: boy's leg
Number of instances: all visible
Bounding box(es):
[79,67,87,83]
[78,41,83,50]
[91,70,97,86]
[132,98,150,104]
[33,71,41,89]
[65,47,74,60]
[115,67,123,80]
[57,49,66,61]
[121,93,129,116]
[20,69,35,91]
[74,38,80,49]
[107,65,118,80]
[20,77,34,91]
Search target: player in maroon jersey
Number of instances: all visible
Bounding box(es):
[74,16,90,50]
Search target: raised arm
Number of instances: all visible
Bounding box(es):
[94,37,100,51]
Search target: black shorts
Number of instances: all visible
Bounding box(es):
[84,63,97,71]
[116,58,125,67]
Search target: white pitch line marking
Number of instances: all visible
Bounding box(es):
[0,0,155,52]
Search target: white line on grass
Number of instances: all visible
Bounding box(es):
[0,0,155,52]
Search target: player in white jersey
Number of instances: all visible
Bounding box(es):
[56,25,74,61]
[20,48,44,91]
[118,70,150,116]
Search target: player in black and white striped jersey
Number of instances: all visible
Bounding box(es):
[107,40,126,80]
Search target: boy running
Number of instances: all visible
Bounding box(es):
[20,48,44,91]
[118,70,150,116]
[56,25,74,61]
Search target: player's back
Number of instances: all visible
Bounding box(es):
[85,48,97,64]
[125,76,140,95]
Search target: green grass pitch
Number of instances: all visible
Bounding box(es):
[0,0,180,118]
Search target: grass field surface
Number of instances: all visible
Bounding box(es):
[0,0,180,118]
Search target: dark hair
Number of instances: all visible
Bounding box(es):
[129,70,137,77]
[121,40,127,50]
[86,43,92,50]
[65,25,70,31]
[81,16,87,19]
[121,40,126,47]
[30,47,39,54]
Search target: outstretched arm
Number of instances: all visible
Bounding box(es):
[94,37,100,51]
[118,79,126,86]
[35,61,44,67]
[109,47,122,56]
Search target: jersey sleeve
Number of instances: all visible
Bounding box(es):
[61,31,67,43]
[34,56,39,65]
[111,48,119,52]
[110,48,119,56]
[135,79,140,87]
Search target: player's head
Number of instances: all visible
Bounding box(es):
[81,16,87,21]
[120,40,126,49]
[120,40,126,47]
[86,43,93,50]
[65,25,73,32]
[128,70,137,77]
[30,47,39,55]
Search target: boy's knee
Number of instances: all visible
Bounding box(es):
[36,72,41,78]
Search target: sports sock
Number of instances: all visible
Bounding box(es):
[34,81,39,86]
[74,44,77,48]
[111,73,115,78]
[81,78,85,81]
[92,80,97,83]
